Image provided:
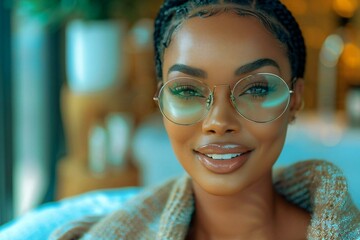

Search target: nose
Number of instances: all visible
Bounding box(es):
[202,86,241,135]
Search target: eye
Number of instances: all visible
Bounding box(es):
[238,82,277,99]
[245,84,269,96]
[169,84,205,99]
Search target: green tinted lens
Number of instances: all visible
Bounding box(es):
[159,78,211,125]
[232,73,291,123]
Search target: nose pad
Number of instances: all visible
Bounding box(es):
[202,85,241,135]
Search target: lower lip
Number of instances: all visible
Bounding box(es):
[195,151,252,174]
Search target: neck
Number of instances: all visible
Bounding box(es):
[188,172,281,240]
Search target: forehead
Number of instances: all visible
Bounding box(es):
[163,13,291,79]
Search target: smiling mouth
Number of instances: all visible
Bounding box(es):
[194,147,253,174]
[193,143,254,174]
[205,153,243,160]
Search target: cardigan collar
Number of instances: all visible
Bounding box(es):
[156,160,360,239]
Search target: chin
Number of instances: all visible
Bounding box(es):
[191,172,256,197]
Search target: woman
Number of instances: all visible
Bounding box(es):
[52,0,360,239]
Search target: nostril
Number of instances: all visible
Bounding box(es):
[207,129,216,134]
[225,129,235,134]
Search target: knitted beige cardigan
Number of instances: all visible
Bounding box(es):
[51,160,360,239]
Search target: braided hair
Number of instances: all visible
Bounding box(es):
[153,0,306,81]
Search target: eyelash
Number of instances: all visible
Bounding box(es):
[240,83,277,98]
[169,85,205,99]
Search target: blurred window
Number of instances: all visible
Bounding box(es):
[0,0,14,225]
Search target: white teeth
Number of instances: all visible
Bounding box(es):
[205,153,242,160]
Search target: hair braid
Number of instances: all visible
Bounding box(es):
[259,0,306,78]
[154,0,188,81]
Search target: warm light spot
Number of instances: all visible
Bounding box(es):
[332,0,358,18]
[340,43,360,80]
[342,43,360,68]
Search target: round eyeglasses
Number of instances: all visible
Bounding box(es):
[153,73,295,125]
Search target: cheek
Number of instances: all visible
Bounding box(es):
[256,121,287,142]
[164,120,201,175]
[247,118,288,161]
[164,120,198,155]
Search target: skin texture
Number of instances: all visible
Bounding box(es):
[162,13,308,240]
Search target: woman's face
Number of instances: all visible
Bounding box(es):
[162,13,303,196]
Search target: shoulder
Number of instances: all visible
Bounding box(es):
[274,159,349,208]
[275,159,344,177]
[274,159,347,195]
[274,160,360,239]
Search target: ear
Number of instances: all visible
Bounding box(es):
[288,78,304,121]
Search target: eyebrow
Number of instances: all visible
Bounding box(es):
[235,58,280,76]
[168,64,207,78]
[167,58,280,79]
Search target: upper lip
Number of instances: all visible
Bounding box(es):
[194,143,253,155]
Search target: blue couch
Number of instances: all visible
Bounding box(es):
[0,188,141,239]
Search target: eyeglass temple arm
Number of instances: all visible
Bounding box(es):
[291,77,298,89]
[288,77,298,95]
[153,81,163,101]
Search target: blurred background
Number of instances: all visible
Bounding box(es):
[1,0,360,226]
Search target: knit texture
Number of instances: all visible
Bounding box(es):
[273,160,360,239]
[51,160,360,240]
